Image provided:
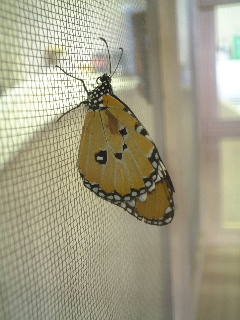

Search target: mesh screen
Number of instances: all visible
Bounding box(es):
[0,1,172,319]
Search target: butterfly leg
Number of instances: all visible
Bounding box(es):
[57,101,88,122]
[55,65,89,94]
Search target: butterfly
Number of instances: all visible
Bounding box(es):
[56,38,174,226]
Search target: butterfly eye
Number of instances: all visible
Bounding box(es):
[96,76,101,84]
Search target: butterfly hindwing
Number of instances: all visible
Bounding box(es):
[107,160,174,225]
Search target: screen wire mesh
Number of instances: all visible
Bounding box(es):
[0,1,173,319]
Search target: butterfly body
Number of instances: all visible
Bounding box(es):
[57,38,174,226]
[78,74,174,226]
[85,74,113,110]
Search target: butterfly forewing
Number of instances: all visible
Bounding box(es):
[78,93,161,200]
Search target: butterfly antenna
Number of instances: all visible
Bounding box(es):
[111,47,123,77]
[99,37,112,74]
[55,65,89,94]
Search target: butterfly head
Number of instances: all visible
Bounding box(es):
[98,73,111,84]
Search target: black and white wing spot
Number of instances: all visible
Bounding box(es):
[95,149,107,165]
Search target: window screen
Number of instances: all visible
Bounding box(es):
[0,1,173,319]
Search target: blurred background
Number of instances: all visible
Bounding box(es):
[0,0,240,319]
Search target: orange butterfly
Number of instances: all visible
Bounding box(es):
[57,38,174,226]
